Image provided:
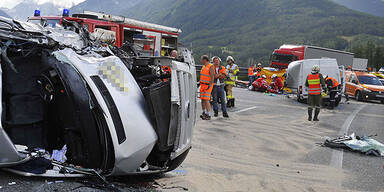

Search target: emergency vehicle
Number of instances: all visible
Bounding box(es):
[28,10,180,57]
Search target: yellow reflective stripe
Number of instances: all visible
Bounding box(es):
[308,79,320,84]
[200,74,210,77]
[200,80,210,83]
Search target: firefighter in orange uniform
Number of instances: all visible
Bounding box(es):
[324,75,340,110]
[305,65,325,121]
[248,64,256,86]
[199,55,215,120]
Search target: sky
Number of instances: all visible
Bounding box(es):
[0,0,85,9]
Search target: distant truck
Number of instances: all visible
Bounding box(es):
[285,59,345,106]
[352,58,368,70]
[270,45,354,69]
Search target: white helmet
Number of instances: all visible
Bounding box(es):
[271,74,277,79]
[226,56,234,62]
[312,65,320,73]
[262,75,267,79]
[211,56,221,62]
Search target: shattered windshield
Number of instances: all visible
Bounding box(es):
[271,53,296,64]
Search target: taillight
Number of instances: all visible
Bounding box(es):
[299,86,303,94]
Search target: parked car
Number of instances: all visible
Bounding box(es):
[285,58,345,106]
[345,71,384,103]
[0,16,196,177]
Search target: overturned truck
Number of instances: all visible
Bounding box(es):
[0,16,196,177]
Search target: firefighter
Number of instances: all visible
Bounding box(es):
[305,65,325,121]
[255,63,262,78]
[225,56,239,108]
[199,55,215,120]
[269,74,284,93]
[324,75,340,110]
[212,56,229,118]
[248,64,257,86]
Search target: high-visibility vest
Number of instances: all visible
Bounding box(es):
[307,73,322,95]
[248,67,255,76]
[225,64,239,85]
[200,63,213,85]
[214,65,227,84]
[325,77,340,88]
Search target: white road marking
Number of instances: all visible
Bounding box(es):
[233,106,258,114]
[330,104,366,169]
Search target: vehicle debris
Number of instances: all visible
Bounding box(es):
[323,133,384,157]
[0,12,196,178]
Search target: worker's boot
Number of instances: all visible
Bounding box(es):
[227,99,232,108]
[308,108,313,121]
[313,108,320,121]
[214,111,218,117]
[223,112,229,118]
[232,98,235,107]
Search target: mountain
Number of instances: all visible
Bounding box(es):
[70,0,141,15]
[120,0,384,66]
[0,10,10,18]
[331,0,384,17]
[4,1,65,20]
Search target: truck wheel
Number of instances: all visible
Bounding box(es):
[166,149,190,172]
[335,96,342,107]
[355,91,363,101]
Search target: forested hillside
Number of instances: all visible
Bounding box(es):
[122,0,384,67]
[332,0,384,17]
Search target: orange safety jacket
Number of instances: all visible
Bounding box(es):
[215,65,227,84]
[248,67,255,76]
[307,73,322,95]
[200,63,213,85]
[325,77,340,88]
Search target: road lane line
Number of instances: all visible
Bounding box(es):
[330,104,366,169]
[233,106,258,114]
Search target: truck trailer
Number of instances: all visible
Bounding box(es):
[271,45,354,69]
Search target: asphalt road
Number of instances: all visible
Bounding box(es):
[226,87,384,191]
[0,87,383,191]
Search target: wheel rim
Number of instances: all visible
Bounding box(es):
[355,92,359,100]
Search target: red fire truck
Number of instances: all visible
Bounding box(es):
[28,10,181,57]
[270,44,354,69]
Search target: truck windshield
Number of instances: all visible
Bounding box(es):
[358,76,383,86]
[28,19,61,28]
[271,53,297,64]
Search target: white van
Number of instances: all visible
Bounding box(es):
[286,59,345,104]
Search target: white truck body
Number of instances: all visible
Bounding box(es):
[286,59,345,100]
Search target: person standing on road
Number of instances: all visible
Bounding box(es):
[200,55,215,120]
[324,75,340,110]
[248,64,257,86]
[305,65,325,121]
[212,56,229,118]
[225,56,239,108]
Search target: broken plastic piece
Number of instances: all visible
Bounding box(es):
[51,145,67,163]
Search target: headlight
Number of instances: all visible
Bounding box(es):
[363,88,372,92]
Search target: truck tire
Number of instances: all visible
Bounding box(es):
[335,95,342,107]
[355,91,363,101]
[166,149,190,172]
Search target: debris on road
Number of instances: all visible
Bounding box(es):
[323,133,384,157]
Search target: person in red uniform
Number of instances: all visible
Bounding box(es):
[252,75,268,92]
[268,74,284,93]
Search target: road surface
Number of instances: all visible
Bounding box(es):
[0,87,383,191]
